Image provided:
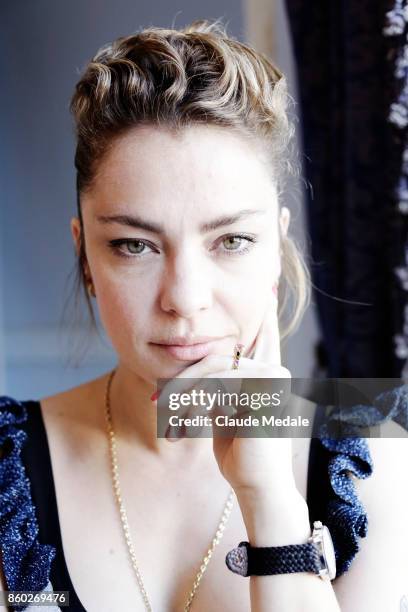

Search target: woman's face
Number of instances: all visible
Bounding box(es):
[71,125,290,383]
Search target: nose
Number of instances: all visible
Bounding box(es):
[159,248,213,317]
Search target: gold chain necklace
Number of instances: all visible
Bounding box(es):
[104,369,235,611]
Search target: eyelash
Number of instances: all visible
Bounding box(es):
[108,234,258,259]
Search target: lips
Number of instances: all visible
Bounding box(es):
[153,335,223,345]
[152,338,225,361]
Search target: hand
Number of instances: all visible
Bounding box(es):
[158,292,295,496]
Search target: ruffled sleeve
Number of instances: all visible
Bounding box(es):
[0,396,56,611]
[317,434,373,576]
[316,383,408,577]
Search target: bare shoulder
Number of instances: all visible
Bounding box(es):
[39,372,111,452]
[357,421,408,506]
[357,420,408,504]
[40,372,108,425]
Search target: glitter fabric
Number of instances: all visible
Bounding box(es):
[317,430,373,576]
[0,397,57,612]
[2,387,404,603]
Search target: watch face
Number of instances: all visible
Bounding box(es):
[321,526,337,580]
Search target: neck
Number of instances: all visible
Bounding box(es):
[105,362,215,463]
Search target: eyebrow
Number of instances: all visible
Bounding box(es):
[96,209,267,234]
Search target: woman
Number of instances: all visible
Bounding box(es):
[0,19,407,612]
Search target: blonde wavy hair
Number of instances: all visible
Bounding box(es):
[70,18,311,341]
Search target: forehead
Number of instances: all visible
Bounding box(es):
[86,124,278,221]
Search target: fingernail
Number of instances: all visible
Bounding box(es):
[150,390,159,402]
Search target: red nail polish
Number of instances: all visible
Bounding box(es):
[150,390,159,401]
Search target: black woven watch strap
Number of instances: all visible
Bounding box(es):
[225,541,322,577]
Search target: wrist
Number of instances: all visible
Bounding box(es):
[236,487,311,546]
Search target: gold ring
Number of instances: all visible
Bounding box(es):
[231,343,244,370]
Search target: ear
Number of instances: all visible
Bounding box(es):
[279,206,290,238]
[70,217,82,257]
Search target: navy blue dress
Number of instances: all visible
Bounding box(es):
[3,386,405,611]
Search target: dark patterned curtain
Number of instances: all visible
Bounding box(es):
[285,0,408,377]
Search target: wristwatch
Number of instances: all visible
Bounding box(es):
[225,520,336,581]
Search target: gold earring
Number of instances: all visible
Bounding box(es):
[86,278,96,298]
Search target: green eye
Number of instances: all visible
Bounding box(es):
[108,238,153,258]
[125,240,145,254]
[108,233,258,260]
[219,234,257,256]
[223,236,243,250]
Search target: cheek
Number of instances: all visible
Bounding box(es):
[223,264,275,349]
[94,274,153,348]
[238,241,279,344]
[225,242,277,302]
